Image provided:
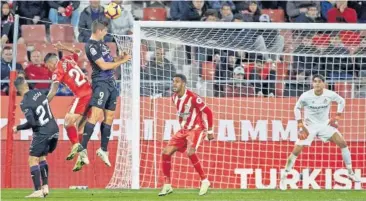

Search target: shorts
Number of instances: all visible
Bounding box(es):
[90,81,118,111]
[29,133,59,157]
[69,94,92,115]
[168,129,205,153]
[295,124,340,146]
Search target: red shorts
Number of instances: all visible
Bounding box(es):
[68,94,92,115]
[168,129,206,153]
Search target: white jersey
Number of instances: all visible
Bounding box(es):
[294,89,345,126]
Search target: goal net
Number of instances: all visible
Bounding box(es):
[109,22,366,190]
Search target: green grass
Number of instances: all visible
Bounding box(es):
[1,189,365,201]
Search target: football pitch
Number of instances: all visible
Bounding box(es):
[1,189,366,201]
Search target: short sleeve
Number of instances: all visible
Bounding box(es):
[193,96,206,111]
[52,63,64,82]
[87,44,102,62]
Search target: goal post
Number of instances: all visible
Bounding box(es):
[108,21,366,190]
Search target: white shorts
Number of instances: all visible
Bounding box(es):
[295,124,341,146]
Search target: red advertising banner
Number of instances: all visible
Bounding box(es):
[1,97,365,189]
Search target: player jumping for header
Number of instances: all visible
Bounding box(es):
[280,74,361,190]
[73,20,131,171]
[45,42,92,170]
[13,77,59,198]
[159,74,214,196]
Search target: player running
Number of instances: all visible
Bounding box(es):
[13,77,59,198]
[159,74,214,196]
[280,74,361,190]
[44,42,92,168]
[73,20,131,171]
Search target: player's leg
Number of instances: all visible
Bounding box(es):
[328,131,360,182]
[26,156,44,198]
[187,130,210,196]
[284,145,304,173]
[96,87,118,167]
[39,156,49,196]
[65,113,83,160]
[159,146,178,196]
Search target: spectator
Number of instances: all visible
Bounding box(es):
[220,3,233,22]
[257,14,285,61]
[223,66,255,97]
[295,4,324,22]
[248,61,276,96]
[327,0,357,23]
[13,1,49,26]
[48,1,80,27]
[238,1,261,22]
[110,0,133,35]
[322,36,353,79]
[169,0,208,21]
[1,2,24,44]
[78,0,112,42]
[320,1,335,21]
[1,46,23,94]
[348,1,366,23]
[214,51,238,96]
[233,13,244,22]
[143,48,176,96]
[24,50,52,90]
[292,35,322,74]
[202,9,219,21]
[286,1,320,20]
[208,0,235,10]
[284,71,311,97]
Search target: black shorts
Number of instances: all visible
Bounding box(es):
[90,80,118,111]
[29,133,59,157]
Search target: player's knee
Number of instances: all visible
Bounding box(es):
[186,148,196,157]
[292,145,303,156]
[104,112,115,125]
[89,107,103,123]
[162,147,174,156]
[39,156,46,162]
[64,114,76,127]
[28,156,39,166]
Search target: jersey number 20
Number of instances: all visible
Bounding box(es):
[36,100,53,126]
[69,66,86,87]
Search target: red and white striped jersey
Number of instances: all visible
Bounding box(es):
[172,89,207,130]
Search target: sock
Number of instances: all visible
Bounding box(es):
[39,161,49,186]
[30,165,41,190]
[66,125,78,144]
[188,153,206,180]
[100,123,111,152]
[285,153,298,172]
[81,122,95,149]
[162,154,171,184]
[341,147,353,172]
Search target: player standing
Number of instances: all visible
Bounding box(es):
[13,77,59,198]
[159,74,214,196]
[73,20,130,170]
[44,42,92,168]
[280,74,360,190]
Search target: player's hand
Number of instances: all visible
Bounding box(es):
[207,133,214,141]
[53,41,64,50]
[328,117,339,129]
[297,122,309,140]
[12,126,17,133]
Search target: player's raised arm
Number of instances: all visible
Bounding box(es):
[44,53,63,102]
[47,81,59,102]
[53,42,82,57]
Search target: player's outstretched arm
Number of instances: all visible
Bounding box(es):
[53,42,82,56]
[47,81,60,102]
[95,54,131,70]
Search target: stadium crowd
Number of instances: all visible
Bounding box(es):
[1,0,366,98]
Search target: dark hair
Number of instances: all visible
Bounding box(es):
[3,46,12,51]
[204,9,218,18]
[44,53,58,63]
[312,74,325,82]
[91,20,108,34]
[221,3,231,9]
[14,76,26,91]
[173,74,187,83]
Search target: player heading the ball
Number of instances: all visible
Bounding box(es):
[159,74,214,196]
[280,74,361,190]
[73,20,131,171]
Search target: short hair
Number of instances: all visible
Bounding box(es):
[44,53,58,63]
[173,74,187,83]
[91,20,108,34]
[312,74,325,82]
[3,46,12,51]
[204,9,218,18]
[221,3,231,9]
[14,76,26,91]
